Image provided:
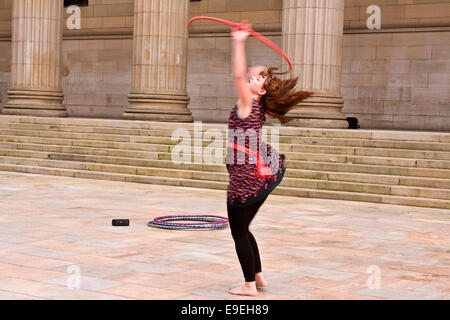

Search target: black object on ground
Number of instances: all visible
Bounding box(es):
[112,219,129,226]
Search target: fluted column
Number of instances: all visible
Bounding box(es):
[124,0,193,122]
[3,0,66,117]
[281,0,347,128]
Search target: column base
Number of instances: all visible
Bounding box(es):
[3,89,67,117]
[125,92,193,122]
[283,95,348,129]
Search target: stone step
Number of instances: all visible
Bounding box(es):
[2,115,450,143]
[157,147,450,172]
[283,158,450,179]
[0,163,228,190]
[0,155,228,180]
[2,115,450,210]
[2,123,450,152]
[1,133,450,162]
[0,135,171,153]
[277,185,450,210]
[1,141,450,179]
[1,147,450,190]
[0,162,449,210]
[291,144,450,161]
[1,155,449,201]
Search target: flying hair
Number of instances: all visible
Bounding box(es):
[259,67,312,124]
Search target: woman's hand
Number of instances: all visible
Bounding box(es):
[231,21,251,42]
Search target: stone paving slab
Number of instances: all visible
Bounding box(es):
[0,290,42,300]
[0,171,449,300]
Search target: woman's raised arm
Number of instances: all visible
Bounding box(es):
[231,22,252,119]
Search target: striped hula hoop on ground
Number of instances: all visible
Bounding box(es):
[148,215,229,230]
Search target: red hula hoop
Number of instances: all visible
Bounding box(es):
[187,16,293,74]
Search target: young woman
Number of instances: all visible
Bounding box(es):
[226,22,311,296]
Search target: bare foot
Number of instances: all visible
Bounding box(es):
[255,272,267,288]
[228,282,258,296]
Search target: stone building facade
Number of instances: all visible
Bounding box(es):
[0,0,449,130]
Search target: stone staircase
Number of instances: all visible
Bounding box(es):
[0,115,449,210]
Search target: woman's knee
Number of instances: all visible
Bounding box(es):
[230,225,247,235]
[230,227,250,242]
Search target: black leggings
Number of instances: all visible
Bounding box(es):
[227,196,268,282]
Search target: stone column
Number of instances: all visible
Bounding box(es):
[124,0,193,122]
[280,0,347,128]
[3,0,67,117]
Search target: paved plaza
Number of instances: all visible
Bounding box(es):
[0,171,449,300]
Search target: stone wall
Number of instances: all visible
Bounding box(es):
[344,0,450,29]
[0,33,278,120]
[64,0,134,34]
[187,34,281,122]
[342,30,450,130]
[188,0,282,33]
[0,0,11,113]
[0,0,12,37]
[61,38,132,118]
[341,0,450,131]
[0,41,11,114]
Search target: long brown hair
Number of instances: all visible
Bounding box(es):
[259,67,312,124]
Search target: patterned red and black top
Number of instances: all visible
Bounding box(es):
[226,100,286,207]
